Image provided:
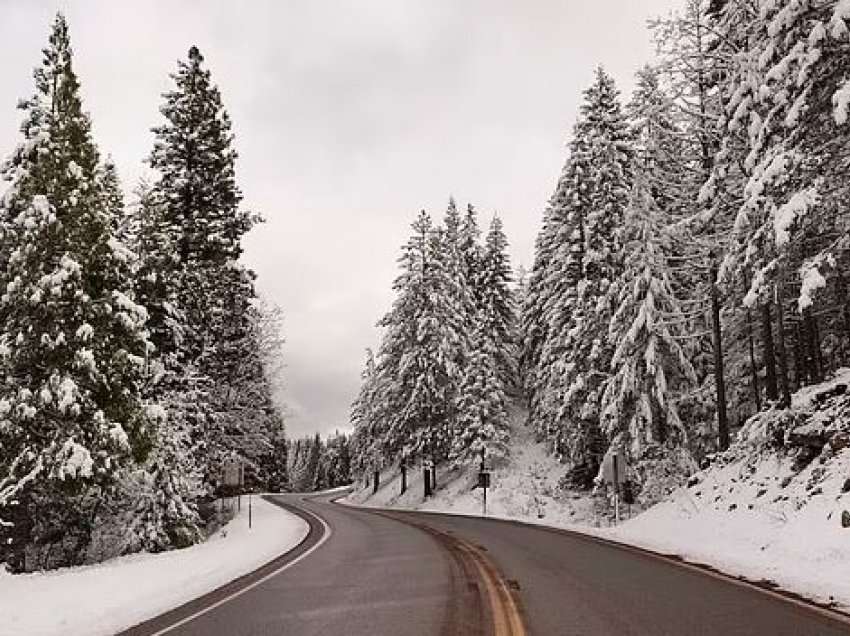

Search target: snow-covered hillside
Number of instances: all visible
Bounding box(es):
[347,402,615,527]
[348,371,850,611]
[609,369,850,611]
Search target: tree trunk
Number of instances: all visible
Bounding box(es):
[761,302,778,401]
[774,284,791,407]
[805,312,823,383]
[746,306,761,411]
[812,313,824,381]
[836,268,850,348]
[710,257,729,451]
[794,320,807,388]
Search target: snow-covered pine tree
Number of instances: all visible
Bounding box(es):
[480,215,518,391]
[145,45,269,493]
[646,2,738,449]
[0,14,153,571]
[600,173,698,500]
[534,67,633,486]
[374,212,433,460]
[450,322,510,466]
[518,199,565,422]
[350,348,387,477]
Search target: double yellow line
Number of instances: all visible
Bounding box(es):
[380,509,527,636]
[455,538,526,636]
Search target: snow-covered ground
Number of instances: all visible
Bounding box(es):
[607,371,850,611]
[0,495,308,636]
[347,376,850,612]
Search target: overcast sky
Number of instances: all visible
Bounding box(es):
[0,0,682,438]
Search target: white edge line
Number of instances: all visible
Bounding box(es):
[151,502,332,636]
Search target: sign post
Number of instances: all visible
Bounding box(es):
[400,452,408,495]
[478,448,491,517]
[423,459,432,498]
[601,447,627,525]
[222,457,249,527]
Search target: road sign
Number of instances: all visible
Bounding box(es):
[222,459,244,487]
[477,472,491,489]
[601,447,628,524]
[601,448,627,486]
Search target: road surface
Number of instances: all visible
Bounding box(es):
[123,493,850,636]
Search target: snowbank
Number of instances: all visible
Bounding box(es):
[0,495,309,636]
[348,376,850,612]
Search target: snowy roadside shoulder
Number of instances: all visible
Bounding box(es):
[0,495,309,636]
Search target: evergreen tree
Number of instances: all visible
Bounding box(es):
[143,45,267,493]
[480,215,517,391]
[0,14,153,571]
[450,323,510,466]
[600,175,697,463]
[350,348,387,476]
[533,67,633,485]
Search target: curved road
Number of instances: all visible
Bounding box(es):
[123,493,850,636]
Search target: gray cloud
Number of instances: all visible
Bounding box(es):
[0,0,681,438]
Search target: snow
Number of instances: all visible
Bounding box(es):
[57,440,93,480]
[55,377,78,415]
[774,188,818,247]
[798,259,828,311]
[833,79,850,125]
[605,371,850,611]
[0,496,309,636]
[108,422,129,449]
[75,323,93,341]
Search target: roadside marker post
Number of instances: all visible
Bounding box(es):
[601,447,627,525]
[400,453,407,495]
[478,448,491,517]
[423,459,433,498]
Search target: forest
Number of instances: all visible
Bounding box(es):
[351,0,850,503]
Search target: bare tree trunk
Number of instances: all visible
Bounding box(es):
[710,257,729,450]
[812,313,824,381]
[774,283,791,407]
[805,312,823,383]
[794,320,807,388]
[761,302,779,401]
[836,268,850,347]
[746,306,762,411]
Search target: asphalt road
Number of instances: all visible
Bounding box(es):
[124,493,850,636]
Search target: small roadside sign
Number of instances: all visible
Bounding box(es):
[222,458,244,488]
[601,447,628,524]
[477,471,491,489]
[601,448,627,486]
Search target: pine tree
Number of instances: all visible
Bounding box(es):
[350,348,387,476]
[480,215,517,391]
[143,45,267,493]
[450,323,510,466]
[601,175,697,463]
[0,14,153,571]
[533,67,633,485]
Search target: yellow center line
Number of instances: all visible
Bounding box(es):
[457,540,527,636]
